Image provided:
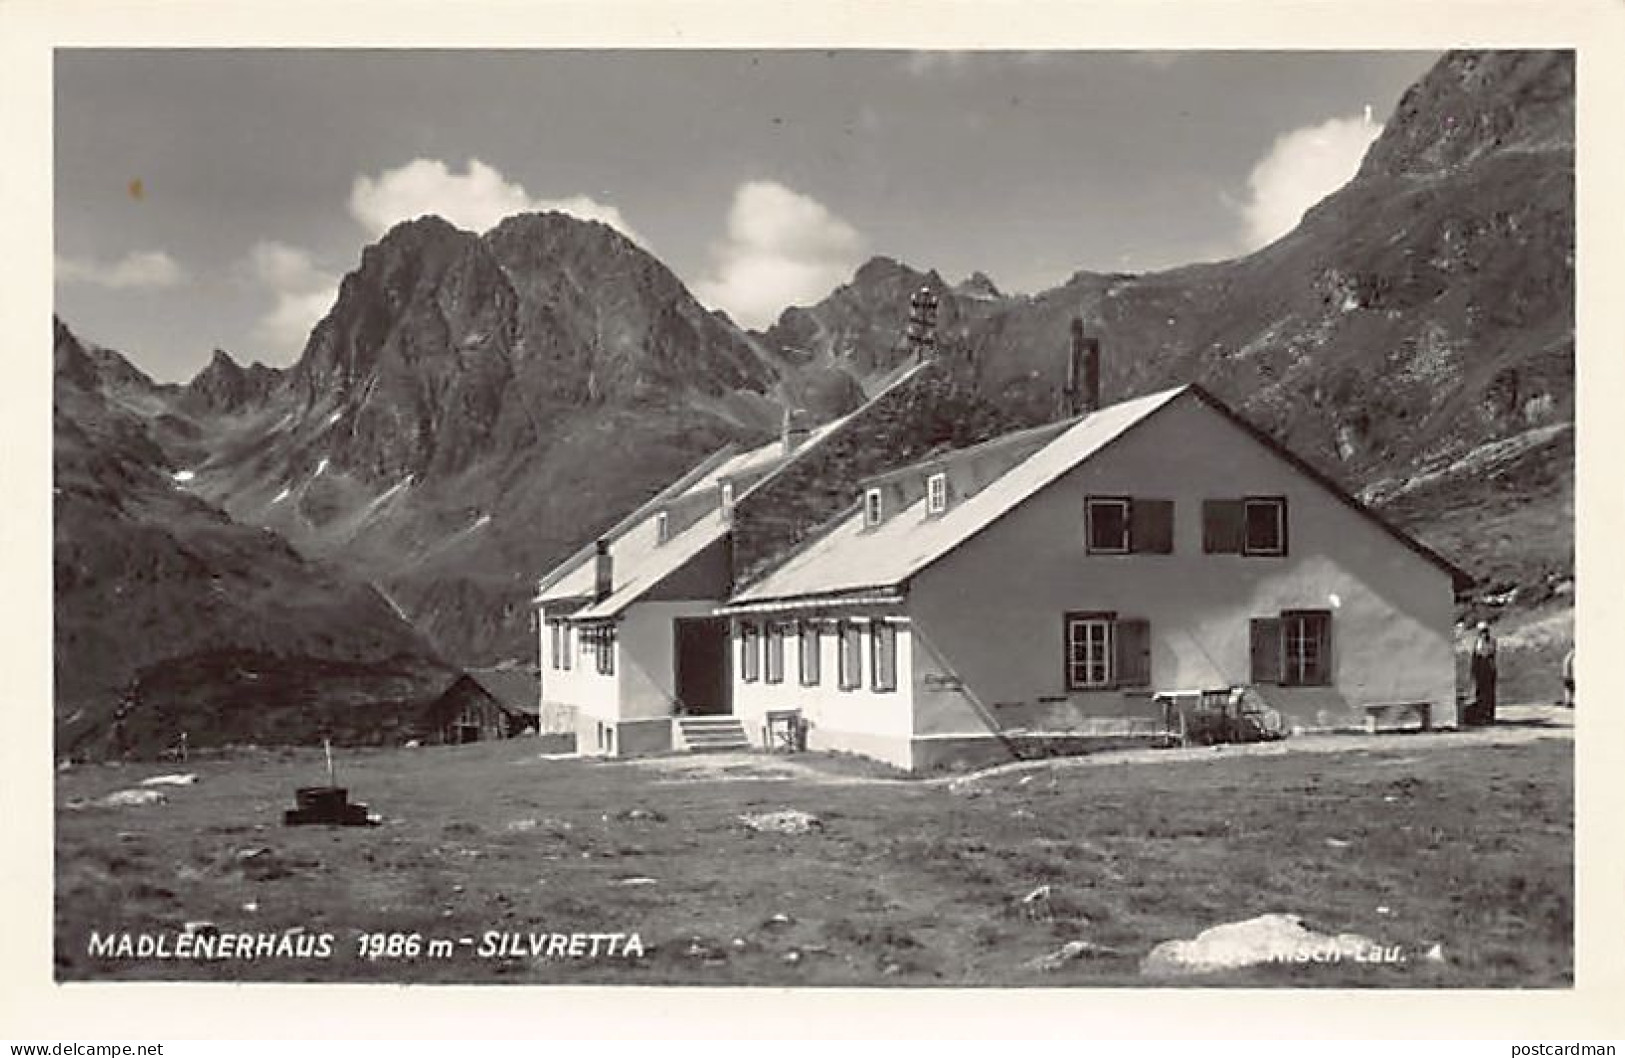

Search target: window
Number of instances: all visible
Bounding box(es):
[1250,610,1331,686]
[838,620,862,690]
[1087,497,1173,554]
[1063,613,1152,691]
[1065,614,1114,688]
[560,624,571,671]
[655,510,671,544]
[588,624,616,676]
[1205,497,1288,556]
[798,621,821,686]
[548,621,561,670]
[765,622,786,684]
[740,622,761,682]
[870,621,898,692]
[1243,497,1287,556]
[720,480,735,523]
[1086,497,1130,554]
[864,488,884,528]
[926,472,948,515]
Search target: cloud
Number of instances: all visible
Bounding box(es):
[1237,112,1382,250]
[348,158,642,244]
[244,241,340,356]
[692,180,866,329]
[56,249,186,289]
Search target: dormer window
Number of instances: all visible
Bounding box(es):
[655,510,670,544]
[864,487,884,528]
[926,472,948,516]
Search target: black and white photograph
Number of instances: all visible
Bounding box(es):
[6,0,1621,1042]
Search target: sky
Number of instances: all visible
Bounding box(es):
[54,49,1441,382]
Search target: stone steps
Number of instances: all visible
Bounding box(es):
[675,715,750,752]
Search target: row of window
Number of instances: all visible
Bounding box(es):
[739,619,898,693]
[546,620,616,675]
[1063,608,1330,691]
[1083,496,1288,556]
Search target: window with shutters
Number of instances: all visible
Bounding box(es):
[1206,496,1288,556]
[838,620,862,691]
[926,472,948,515]
[871,621,898,692]
[1087,497,1173,554]
[1243,497,1288,556]
[765,622,786,684]
[1250,610,1331,686]
[798,621,821,686]
[1064,613,1151,690]
[740,622,761,683]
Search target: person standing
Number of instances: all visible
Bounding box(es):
[1470,621,1499,726]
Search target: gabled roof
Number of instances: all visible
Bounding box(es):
[533,360,932,617]
[726,386,1189,605]
[723,384,1469,608]
[465,668,541,715]
[572,508,730,621]
[533,441,742,603]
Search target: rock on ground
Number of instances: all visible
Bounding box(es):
[100,788,168,808]
[1141,913,1378,977]
[738,809,823,835]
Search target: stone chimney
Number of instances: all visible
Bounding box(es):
[593,538,612,602]
[1066,317,1101,416]
[781,406,811,455]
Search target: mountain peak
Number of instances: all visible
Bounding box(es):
[1358,49,1573,180]
[955,271,1003,300]
[184,345,279,413]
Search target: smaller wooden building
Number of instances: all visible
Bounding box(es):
[423,673,521,745]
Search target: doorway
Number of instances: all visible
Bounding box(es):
[674,617,731,715]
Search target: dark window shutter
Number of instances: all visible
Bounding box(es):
[1131,499,1174,554]
[1250,618,1282,684]
[1115,618,1152,687]
[1203,500,1245,553]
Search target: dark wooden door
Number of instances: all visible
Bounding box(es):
[674,617,731,715]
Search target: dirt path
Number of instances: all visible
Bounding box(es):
[615,703,1573,787]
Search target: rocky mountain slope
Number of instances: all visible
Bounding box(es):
[182,213,787,664]
[53,319,455,757]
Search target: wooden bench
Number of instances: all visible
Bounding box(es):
[1362,701,1432,733]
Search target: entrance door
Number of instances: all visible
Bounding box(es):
[674,617,731,715]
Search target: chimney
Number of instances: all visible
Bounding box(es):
[593,538,612,602]
[1067,317,1101,415]
[781,406,811,455]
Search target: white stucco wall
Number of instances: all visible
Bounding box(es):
[538,619,619,727]
[618,600,722,721]
[907,394,1458,735]
[730,616,916,766]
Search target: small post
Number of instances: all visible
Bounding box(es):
[324,738,335,787]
